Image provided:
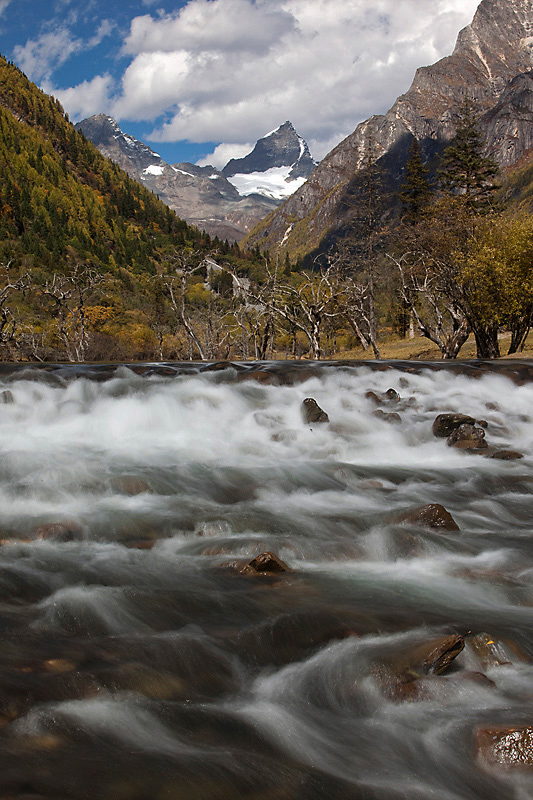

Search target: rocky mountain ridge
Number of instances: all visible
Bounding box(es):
[245,0,533,259]
[76,116,315,241]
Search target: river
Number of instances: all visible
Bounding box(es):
[0,360,532,800]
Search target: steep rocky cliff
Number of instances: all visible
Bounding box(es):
[245,0,533,259]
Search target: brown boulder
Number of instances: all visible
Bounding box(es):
[432,413,476,438]
[392,503,459,531]
[302,398,329,424]
[365,388,400,405]
[476,725,533,768]
[237,370,280,385]
[239,551,293,575]
[372,409,402,424]
[490,450,524,460]
[33,521,82,542]
[447,423,487,450]
[0,389,13,404]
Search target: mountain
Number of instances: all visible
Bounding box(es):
[222,121,316,199]
[0,57,209,276]
[75,116,315,241]
[245,0,533,260]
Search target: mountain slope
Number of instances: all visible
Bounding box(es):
[245,0,533,260]
[0,57,210,275]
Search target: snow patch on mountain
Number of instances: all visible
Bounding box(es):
[227,167,307,200]
[143,165,164,176]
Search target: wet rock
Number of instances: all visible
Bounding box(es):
[372,409,402,424]
[239,552,293,575]
[489,450,524,460]
[124,539,157,550]
[200,361,237,372]
[465,633,527,669]
[302,398,329,424]
[382,634,465,686]
[476,725,533,768]
[112,476,152,495]
[98,662,186,700]
[447,423,487,450]
[236,370,280,385]
[41,659,77,674]
[365,388,400,405]
[32,522,82,542]
[391,503,460,531]
[1,389,14,403]
[432,413,476,438]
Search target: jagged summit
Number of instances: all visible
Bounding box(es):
[245,0,533,259]
[222,121,315,180]
[76,114,163,172]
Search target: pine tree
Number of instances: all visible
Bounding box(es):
[438,99,498,212]
[399,138,433,222]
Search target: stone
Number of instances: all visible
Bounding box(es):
[236,370,280,385]
[391,503,460,531]
[490,450,523,460]
[302,397,329,424]
[239,551,293,575]
[432,413,476,438]
[0,389,14,403]
[32,521,82,542]
[112,476,151,495]
[447,423,487,449]
[365,389,400,405]
[41,658,77,674]
[372,409,402,424]
[476,725,533,768]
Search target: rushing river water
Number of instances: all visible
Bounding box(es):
[1,360,533,800]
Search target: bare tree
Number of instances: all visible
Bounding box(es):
[41,264,105,362]
[390,252,470,359]
[0,262,34,359]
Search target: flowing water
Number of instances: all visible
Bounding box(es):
[1,360,533,799]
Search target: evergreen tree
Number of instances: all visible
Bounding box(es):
[438,99,498,212]
[399,138,433,222]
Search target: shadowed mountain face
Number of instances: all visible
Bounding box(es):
[244,0,533,260]
[76,117,315,242]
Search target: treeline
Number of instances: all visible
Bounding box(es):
[1,49,532,362]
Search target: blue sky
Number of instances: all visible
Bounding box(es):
[0,0,480,167]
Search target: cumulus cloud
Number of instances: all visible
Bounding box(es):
[51,74,114,121]
[196,142,254,169]
[13,17,114,84]
[107,0,480,158]
[0,0,12,17]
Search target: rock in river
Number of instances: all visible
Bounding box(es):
[302,398,329,424]
[391,503,460,531]
[476,725,533,769]
[432,413,476,438]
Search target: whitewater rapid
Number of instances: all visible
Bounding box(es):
[0,361,532,799]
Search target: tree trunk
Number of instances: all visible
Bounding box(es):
[472,324,500,359]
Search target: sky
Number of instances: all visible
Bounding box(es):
[0,0,481,167]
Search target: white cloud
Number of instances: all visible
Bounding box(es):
[50,74,114,121]
[196,142,253,169]
[14,28,83,82]
[52,0,480,158]
[0,0,11,17]
[108,0,480,157]
[13,17,114,85]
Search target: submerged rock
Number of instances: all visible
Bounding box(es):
[391,503,460,531]
[372,409,402,424]
[0,389,14,403]
[432,413,476,438]
[489,450,523,460]
[32,521,82,542]
[476,725,533,768]
[365,388,400,405]
[302,397,329,424]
